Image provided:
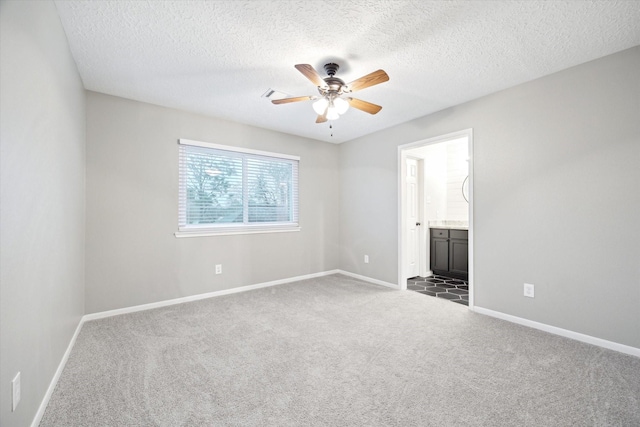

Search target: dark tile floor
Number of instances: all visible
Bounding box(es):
[407,275,469,306]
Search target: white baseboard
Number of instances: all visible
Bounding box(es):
[83,269,340,321]
[337,270,399,289]
[83,269,397,323]
[31,318,84,427]
[473,306,640,358]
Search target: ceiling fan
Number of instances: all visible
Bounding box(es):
[272,63,389,123]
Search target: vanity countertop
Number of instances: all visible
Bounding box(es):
[428,220,468,230]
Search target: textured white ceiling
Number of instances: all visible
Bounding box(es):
[54,0,640,143]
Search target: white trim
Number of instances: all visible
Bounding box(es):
[83,270,339,321]
[175,226,300,238]
[337,270,399,289]
[397,148,405,289]
[178,138,300,161]
[473,306,640,358]
[399,129,474,151]
[466,129,474,309]
[31,319,84,427]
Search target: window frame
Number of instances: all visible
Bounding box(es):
[175,138,300,238]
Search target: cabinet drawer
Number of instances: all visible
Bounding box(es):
[431,228,449,238]
[450,229,468,240]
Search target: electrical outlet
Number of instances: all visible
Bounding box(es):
[12,372,20,412]
[524,283,535,298]
[215,264,222,275]
[364,255,369,264]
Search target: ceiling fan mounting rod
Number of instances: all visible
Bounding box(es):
[324,63,339,77]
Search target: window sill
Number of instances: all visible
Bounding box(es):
[175,226,301,238]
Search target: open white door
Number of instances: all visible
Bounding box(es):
[405,158,420,279]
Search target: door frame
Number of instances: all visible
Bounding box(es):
[397,129,474,309]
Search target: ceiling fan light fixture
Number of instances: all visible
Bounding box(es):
[326,107,340,121]
[312,98,329,114]
[333,97,349,114]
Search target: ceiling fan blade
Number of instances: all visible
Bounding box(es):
[295,64,328,88]
[346,69,389,92]
[271,96,313,105]
[348,98,383,115]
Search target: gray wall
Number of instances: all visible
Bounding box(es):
[0,1,86,426]
[340,47,640,348]
[85,92,340,313]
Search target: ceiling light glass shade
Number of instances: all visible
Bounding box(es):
[326,107,340,120]
[312,98,329,115]
[333,97,349,114]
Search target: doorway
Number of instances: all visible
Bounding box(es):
[397,129,474,308]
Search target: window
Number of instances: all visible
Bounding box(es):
[176,139,299,237]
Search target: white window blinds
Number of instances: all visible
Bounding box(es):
[178,139,299,236]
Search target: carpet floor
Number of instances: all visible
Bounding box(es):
[40,274,640,426]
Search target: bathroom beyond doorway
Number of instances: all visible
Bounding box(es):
[399,130,472,305]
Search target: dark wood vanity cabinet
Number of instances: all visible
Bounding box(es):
[430,228,468,280]
[430,229,450,272]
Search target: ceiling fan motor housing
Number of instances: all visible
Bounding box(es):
[320,63,346,97]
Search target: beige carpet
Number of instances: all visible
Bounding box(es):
[40,274,640,426]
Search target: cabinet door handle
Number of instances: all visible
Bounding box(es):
[416,222,421,226]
